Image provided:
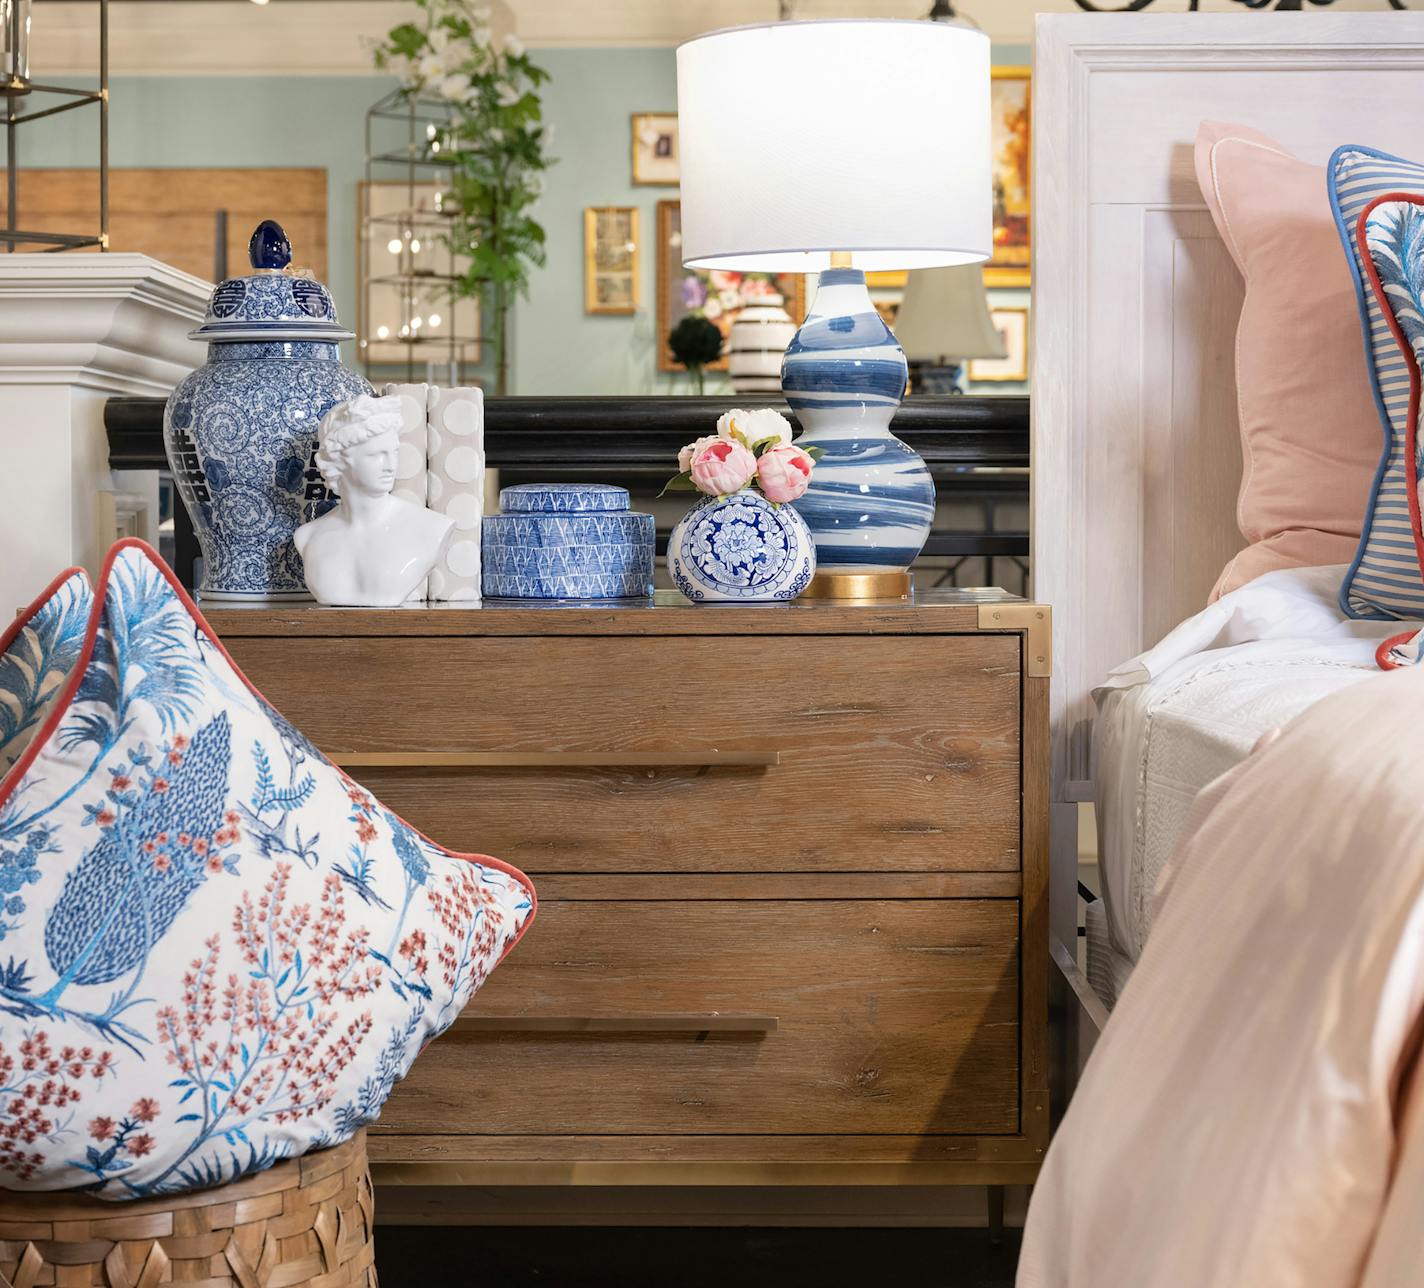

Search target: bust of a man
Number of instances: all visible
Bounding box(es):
[294,394,453,607]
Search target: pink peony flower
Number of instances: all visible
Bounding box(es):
[756,444,815,503]
[677,434,719,474]
[689,439,758,497]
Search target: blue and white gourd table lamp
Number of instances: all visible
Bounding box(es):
[676,19,992,599]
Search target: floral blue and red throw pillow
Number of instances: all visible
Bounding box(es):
[0,541,534,1197]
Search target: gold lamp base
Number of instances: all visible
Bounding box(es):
[799,571,913,601]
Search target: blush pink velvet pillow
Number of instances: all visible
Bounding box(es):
[1195,122,1379,599]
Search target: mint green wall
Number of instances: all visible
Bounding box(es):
[516,47,685,395]
[16,41,1031,395]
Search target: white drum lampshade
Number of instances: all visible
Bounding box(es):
[676,20,992,273]
[675,19,994,597]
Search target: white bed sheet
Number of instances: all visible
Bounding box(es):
[1092,564,1410,969]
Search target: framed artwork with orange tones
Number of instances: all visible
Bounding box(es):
[988,67,1031,287]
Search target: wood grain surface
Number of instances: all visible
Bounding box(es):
[223,634,1021,874]
[207,599,1050,1193]
[201,588,1021,639]
[0,167,328,280]
[374,898,1019,1139]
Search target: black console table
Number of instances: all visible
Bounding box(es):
[104,394,1029,590]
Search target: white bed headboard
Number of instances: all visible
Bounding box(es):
[1032,12,1424,809]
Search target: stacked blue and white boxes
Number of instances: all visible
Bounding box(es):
[482,484,655,599]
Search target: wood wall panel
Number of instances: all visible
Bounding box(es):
[0,168,327,281]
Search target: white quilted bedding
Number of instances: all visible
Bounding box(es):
[1092,564,1411,968]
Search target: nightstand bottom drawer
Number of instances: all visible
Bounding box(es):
[376,896,1021,1139]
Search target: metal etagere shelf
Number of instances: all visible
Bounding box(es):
[1,0,108,252]
[360,88,482,384]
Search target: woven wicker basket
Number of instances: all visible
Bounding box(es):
[0,1129,376,1288]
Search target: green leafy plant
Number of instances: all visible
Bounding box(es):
[372,0,554,395]
[668,315,724,395]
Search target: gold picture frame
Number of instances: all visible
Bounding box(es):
[969,306,1029,383]
[987,66,1031,288]
[655,199,808,374]
[631,112,679,186]
[584,206,640,315]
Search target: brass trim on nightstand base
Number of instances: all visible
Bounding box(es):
[977,603,1052,677]
[800,571,912,600]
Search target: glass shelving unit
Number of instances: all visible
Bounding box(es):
[360,88,481,385]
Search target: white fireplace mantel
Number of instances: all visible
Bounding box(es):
[0,254,209,616]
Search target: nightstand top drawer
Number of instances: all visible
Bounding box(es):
[223,632,1022,874]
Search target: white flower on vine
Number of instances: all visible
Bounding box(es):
[487,127,505,144]
[496,80,522,107]
[472,23,492,48]
[440,72,472,100]
[428,26,450,52]
[418,52,446,81]
[386,52,419,86]
[504,33,525,58]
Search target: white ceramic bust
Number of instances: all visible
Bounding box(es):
[294,394,454,607]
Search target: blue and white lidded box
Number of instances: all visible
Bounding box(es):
[481,484,655,600]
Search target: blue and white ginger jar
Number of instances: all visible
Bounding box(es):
[482,484,655,599]
[669,491,816,603]
[163,220,372,601]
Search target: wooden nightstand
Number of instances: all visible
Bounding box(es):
[205,590,1049,1205]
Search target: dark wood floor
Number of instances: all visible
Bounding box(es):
[374,1227,1022,1287]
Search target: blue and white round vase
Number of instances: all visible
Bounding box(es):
[668,492,816,603]
[163,220,371,602]
[782,268,936,574]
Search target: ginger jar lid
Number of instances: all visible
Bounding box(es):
[499,484,632,515]
[189,220,354,344]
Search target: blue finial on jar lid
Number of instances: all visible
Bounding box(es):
[190,220,352,343]
[249,220,292,271]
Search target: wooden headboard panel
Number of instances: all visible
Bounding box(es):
[1032,12,1424,808]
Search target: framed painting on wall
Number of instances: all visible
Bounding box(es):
[969,307,1029,383]
[987,67,1031,287]
[632,112,679,185]
[584,206,640,315]
[655,200,807,373]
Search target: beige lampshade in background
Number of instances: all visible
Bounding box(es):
[892,265,1007,363]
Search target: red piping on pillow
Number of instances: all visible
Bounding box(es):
[0,564,87,664]
[1357,195,1424,651]
[1376,631,1416,671]
[0,539,535,963]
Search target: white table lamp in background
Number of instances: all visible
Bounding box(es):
[676,18,991,598]
[895,265,1007,395]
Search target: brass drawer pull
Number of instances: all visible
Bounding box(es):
[447,1014,779,1035]
[330,750,782,769]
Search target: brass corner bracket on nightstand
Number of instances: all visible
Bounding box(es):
[978,603,1052,678]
